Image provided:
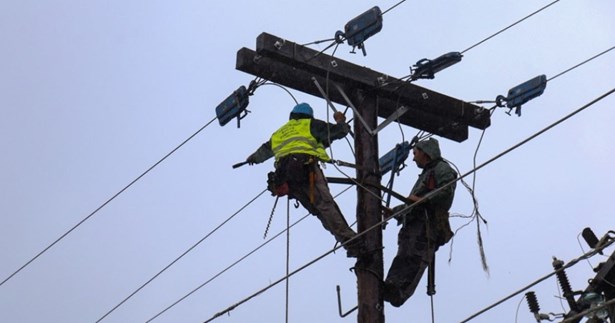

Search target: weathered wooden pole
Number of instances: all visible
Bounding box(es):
[353,91,384,323]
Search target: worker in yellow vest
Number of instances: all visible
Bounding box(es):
[245,103,362,257]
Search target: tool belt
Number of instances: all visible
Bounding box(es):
[267,154,316,197]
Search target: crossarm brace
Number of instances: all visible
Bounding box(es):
[312,77,408,136]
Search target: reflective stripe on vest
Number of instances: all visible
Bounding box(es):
[271,119,330,162]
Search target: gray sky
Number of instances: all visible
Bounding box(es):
[1,1,614,322]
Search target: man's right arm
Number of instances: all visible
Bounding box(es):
[247,140,274,164]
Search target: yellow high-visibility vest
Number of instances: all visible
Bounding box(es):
[271,119,330,162]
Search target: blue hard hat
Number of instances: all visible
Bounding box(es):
[291,103,313,116]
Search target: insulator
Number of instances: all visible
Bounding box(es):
[582,227,599,248]
[553,257,581,312]
[552,258,573,296]
[525,291,540,314]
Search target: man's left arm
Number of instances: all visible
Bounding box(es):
[311,113,350,146]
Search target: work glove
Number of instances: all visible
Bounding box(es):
[333,111,346,124]
[246,154,258,165]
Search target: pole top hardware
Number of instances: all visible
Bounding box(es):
[335,6,383,56]
[496,74,547,116]
[411,52,463,80]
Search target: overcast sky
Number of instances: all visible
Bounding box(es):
[1,1,614,322]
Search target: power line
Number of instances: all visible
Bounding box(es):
[146,186,353,322]
[200,88,615,322]
[548,45,615,82]
[96,188,268,322]
[0,117,218,288]
[381,0,407,16]
[460,239,615,322]
[461,0,561,54]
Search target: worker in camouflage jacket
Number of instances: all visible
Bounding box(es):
[383,138,456,307]
[245,103,362,257]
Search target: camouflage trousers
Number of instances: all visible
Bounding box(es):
[384,217,437,307]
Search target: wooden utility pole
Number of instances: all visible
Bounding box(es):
[236,32,490,323]
[353,91,384,322]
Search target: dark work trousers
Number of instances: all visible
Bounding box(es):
[384,215,437,307]
[288,163,357,245]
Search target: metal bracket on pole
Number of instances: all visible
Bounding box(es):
[312,77,408,136]
[310,77,355,139]
[311,76,340,114]
[336,285,358,317]
[374,105,409,134]
[333,82,409,136]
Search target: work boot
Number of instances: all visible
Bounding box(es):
[383,281,405,307]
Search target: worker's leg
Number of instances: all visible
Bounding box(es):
[309,166,357,243]
[289,166,356,243]
[384,222,435,307]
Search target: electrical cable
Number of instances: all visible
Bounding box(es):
[0,117,218,288]
[381,0,407,16]
[96,188,268,322]
[146,186,353,322]
[513,294,525,323]
[460,238,615,323]
[576,231,595,271]
[200,88,615,323]
[258,82,300,105]
[548,45,615,82]
[461,0,561,54]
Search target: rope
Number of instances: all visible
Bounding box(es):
[461,0,561,54]
[0,117,218,289]
[285,198,290,323]
[96,188,268,322]
[460,239,615,322]
[200,88,614,322]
